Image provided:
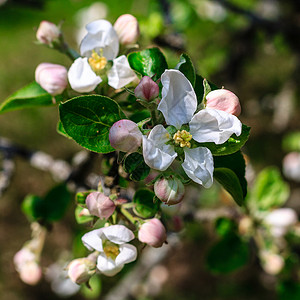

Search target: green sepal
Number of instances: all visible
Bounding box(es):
[59,95,126,153]
[75,205,94,224]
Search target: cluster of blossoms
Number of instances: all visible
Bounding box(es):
[11,10,254,291]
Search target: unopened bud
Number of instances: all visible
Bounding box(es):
[260,251,284,275]
[14,248,42,285]
[114,14,139,45]
[36,21,61,46]
[86,192,116,219]
[138,218,167,248]
[238,216,253,235]
[206,89,241,116]
[283,152,300,182]
[109,119,142,153]
[134,76,159,101]
[264,208,298,238]
[35,63,68,96]
[68,258,96,285]
[154,176,185,205]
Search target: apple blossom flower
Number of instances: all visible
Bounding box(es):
[68,19,137,93]
[264,208,298,238]
[81,225,137,276]
[138,218,167,248]
[206,89,241,116]
[154,176,185,205]
[86,191,116,219]
[36,21,61,46]
[109,119,143,153]
[35,63,68,96]
[114,14,140,45]
[134,76,159,101]
[142,69,242,187]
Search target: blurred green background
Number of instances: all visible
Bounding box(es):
[1,0,300,299]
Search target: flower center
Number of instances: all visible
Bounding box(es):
[103,241,120,260]
[173,130,192,148]
[88,50,107,73]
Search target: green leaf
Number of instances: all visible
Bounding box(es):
[128,48,168,81]
[133,188,159,218]
[250,167,290,211]
[215,217,236,237]
[21,195,44,222]
[175,53,196,87]
[214,151,247,205]
[123,153,150,181]
[42,184,72,222]
[59,95,126,153]
[197,125,250,156]
[21,184,71,223]
[129,110,151,123]
[56,120,72,139]
[277,281,300,300]
[0,82,56,114]
[206,233,249,273]
[282,131,300,152]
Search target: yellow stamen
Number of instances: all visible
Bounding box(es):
[103,241,120,260]
[88,50,107,72]
[173,130,192,148]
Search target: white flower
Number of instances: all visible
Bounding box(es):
[142,70,242,188]
[82,225,137,277]
[68,19,137,92]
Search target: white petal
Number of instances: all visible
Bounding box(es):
[68,57,102,93]
[102,225,135,244]
[189,108,242,144]
[107,55,137,89]
[182,147,214,188]
[115,244,137,266]
[142,125,177,171]
[81,228,104,252]
[97,254,124,277]
[158,69,197,129]
[80,20,119,60]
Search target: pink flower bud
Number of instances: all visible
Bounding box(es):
[35,63,68,96]
[114,14,139,45]
[14,248,42,285]
[68,258,96,285]
[154,176,185,205]
[206,89,241,116]
[86,192,116,219]
[283,152,300,182]
[138,218,167,248]
[260,251,284,275]
[36,21,61,45]
[134,76,159,101]
[109,119,142,153]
